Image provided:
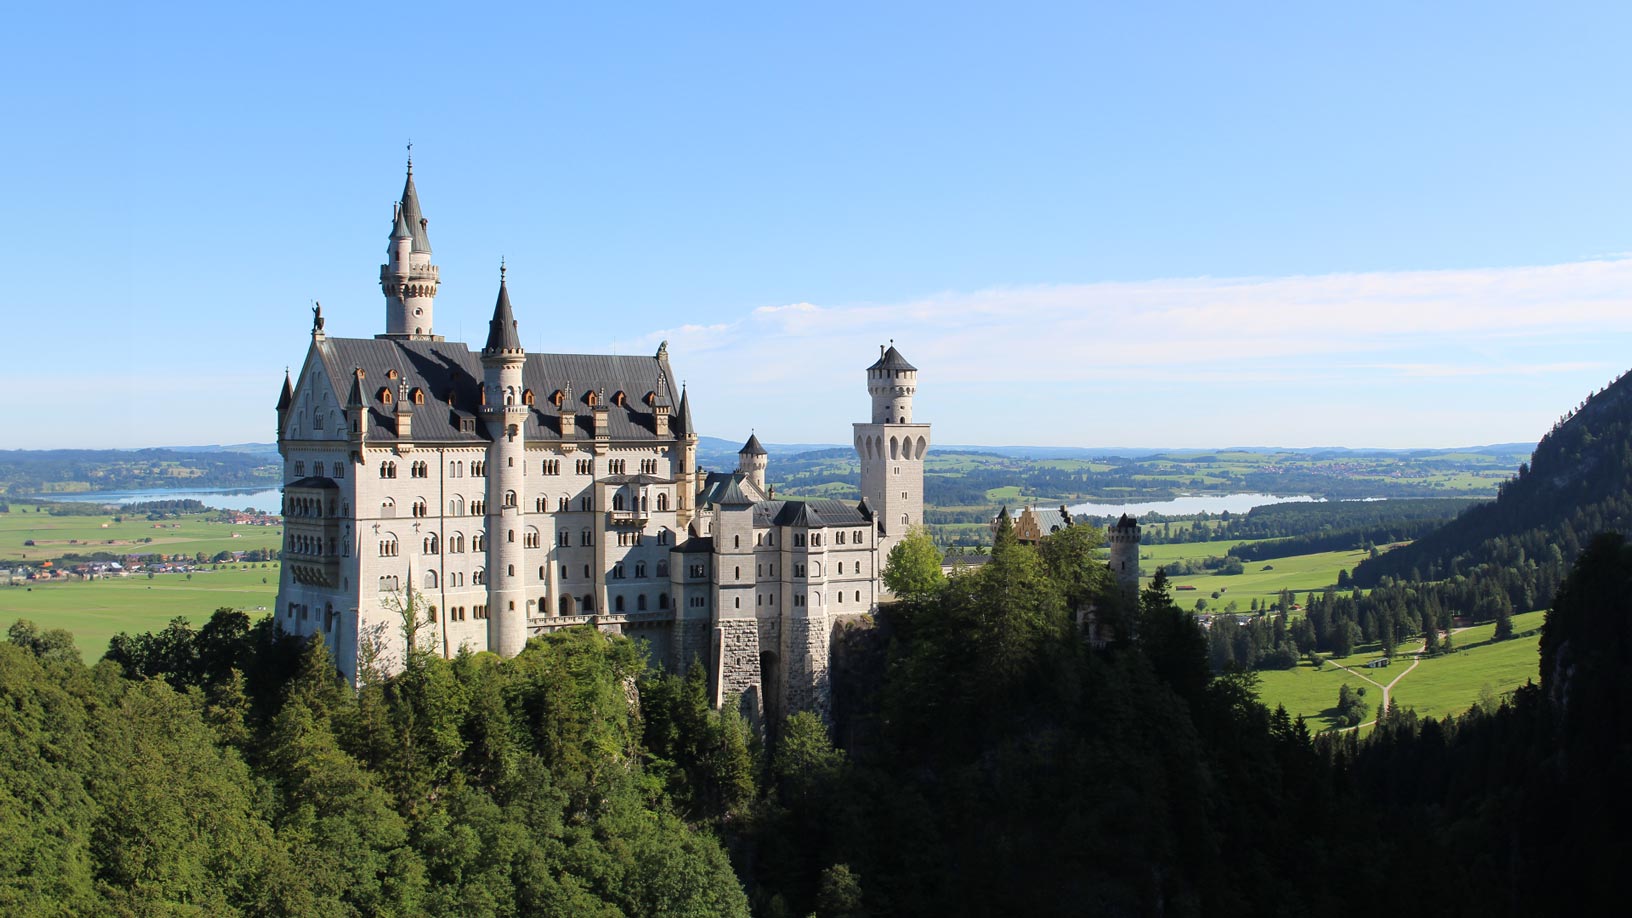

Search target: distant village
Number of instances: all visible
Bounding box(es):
[1,508,282,586]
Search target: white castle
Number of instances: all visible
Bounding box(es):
[274,160,937,719]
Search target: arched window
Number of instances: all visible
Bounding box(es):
[504,490,517,508]
[378,387,393,405]
[581,595,595,613]
[473,532,486,551]
[612,391,626,407]
[473,568,486,585]
[425,570,438,589]
[657,492,670,512]
[552,390,565,408]
[380,497,396,516]
[637,594,647,611]
[613,493,626,511]
[658,593,669,609]
[615,595,625,612]
[522,389,535,406]
[585,390,597,407]
[412,387,425,405]
[424,534,439,555]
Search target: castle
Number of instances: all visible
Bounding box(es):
[273,160,941,719]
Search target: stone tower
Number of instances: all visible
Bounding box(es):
[379,155,441,340]
[738,433,768,494]
[1108,514,1141,598]
[481,267,529,657]
[853,343,930,561]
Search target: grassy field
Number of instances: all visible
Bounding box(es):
[1254,610,1547,730]
[0,507,282,564]
[1140,540,1366,604]
[0,565,281,661]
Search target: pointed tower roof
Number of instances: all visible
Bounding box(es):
[399,157,431,254]
[739,433,767,456]
[276,370,294,410]
[675,384,694,436]
[390,202,411,241]
[346,368,366,409]
[482,267,523,357]
[868,343,916,372]
[717,474,755,507]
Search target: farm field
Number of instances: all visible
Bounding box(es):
[0,507,281,563]
[0,565,280,661]
[1141,539,1367,603]
[1253,610,1547,730]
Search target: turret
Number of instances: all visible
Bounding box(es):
[868,342,917,423]
[738,432,768,493]
[344,368,368,444]
[276,369,294,444]
[481,266,528,657]
[379,152,441,340]
[1108,514,1141,599]
[853,342,930,559]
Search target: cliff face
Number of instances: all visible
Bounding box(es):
[1356,368,1632,589]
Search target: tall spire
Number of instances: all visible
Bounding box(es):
[482,262,522,357]
[676,383,694,437]
[276,369,294,410]
[399,152,431,254]
[379,153,441,340]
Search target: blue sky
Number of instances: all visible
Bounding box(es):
[5,1,1632,449]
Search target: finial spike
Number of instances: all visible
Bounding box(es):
[500,256,506,282]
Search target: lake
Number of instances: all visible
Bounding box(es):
[1067,493,1322,518]
[29,486,284,515]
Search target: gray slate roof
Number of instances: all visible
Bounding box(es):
[739,433,767,456]
[483,280,522,355]
[399,167,432,254]
[869,344,916,372]
[753,498,874,528]
[313,336,681,443]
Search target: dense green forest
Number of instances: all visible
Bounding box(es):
[6,517,1627,915]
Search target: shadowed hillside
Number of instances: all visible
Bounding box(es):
[1356,368,1632,593]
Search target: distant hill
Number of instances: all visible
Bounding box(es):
[1355,370,1632,592]
[0,448,281,497]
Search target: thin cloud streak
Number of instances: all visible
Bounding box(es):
[647,258,1632,448]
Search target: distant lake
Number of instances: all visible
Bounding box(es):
[27,486,284,515]
[1067,493,1321,518]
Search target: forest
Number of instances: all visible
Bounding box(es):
[0,448,280,497]
[4,515,1628,915]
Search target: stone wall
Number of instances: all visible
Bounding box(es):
[783,609,832,721]
[715,619,762,708]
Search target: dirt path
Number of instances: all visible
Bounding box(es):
[1325,646,1422,732]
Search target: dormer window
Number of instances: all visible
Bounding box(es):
[410,387,425,405]
[585,390,598,407]
[387,369,399,380]
[612,391,626,407]
[522,388,535,406]
[377,387,393,404]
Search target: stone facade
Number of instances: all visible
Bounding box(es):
[274,162,930,722]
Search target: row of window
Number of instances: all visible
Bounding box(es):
[292,461,345,479]
[369,456,672,486]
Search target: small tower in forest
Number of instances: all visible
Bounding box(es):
[1108,514,1141,599]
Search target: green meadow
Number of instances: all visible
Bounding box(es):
[0,507,282,564]
[1253,610,1547,730]
[0,565,281,661]
[1140,540,1367,602]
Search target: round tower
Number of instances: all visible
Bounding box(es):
[1108,514,1141,598]
[379,153,441,339]
[738,432,768,493]
[854,342,930,560]
[481,266,529,657]
[869,341,917,423]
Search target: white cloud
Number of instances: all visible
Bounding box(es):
[649,258,1632,448]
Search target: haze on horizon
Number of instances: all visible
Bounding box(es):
[4,2,1631,452]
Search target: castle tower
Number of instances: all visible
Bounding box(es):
[379,154,441,340]
[481,267,529,657]
[1108,514,1141,599]
[853,343,930,561]
[738,433,768,494]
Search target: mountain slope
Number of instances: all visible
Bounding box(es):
[1355,369,1632,590]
